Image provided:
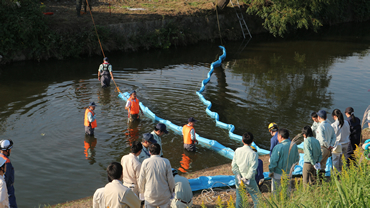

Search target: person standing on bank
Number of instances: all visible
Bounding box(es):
[84,102,97,136]
[302,126,322,186]
[331,109,350,172]
[232,132,260,208]
[269,129,299,193]
[137,133,157,163]
[104,162,141,208]
[151,123,168,157]
[138,144,175,208]
[182,117,199,152]
[268,122,279,156]
[76,0,91,17]
[344,107,362,162]
[0,140,16,208]
[315,110,336,175]
[0,157,9,208]
[98,57,114,88]
[125,91,144,122]
[121,141,143,197]
[311,112,320,134]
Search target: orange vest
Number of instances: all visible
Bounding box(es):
[182,124,195,145]
[128,97,140,115]
[84,108,97,128]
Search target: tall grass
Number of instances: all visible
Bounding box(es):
[228,147,370,208]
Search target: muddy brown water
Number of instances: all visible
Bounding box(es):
[0,22,370,207]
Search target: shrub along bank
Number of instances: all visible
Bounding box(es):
[1,0,370,63]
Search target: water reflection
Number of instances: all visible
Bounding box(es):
[126,119,141,146]
[84,135,97,165]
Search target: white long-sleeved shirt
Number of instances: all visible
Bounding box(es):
[121,153,141,188]
[138,155,175,206]
[93,187,105,208]
[331,119,351,145]
[173,175,193,203]
[231,145,258,180]
[0,176,9,208]
[104,180,141,208]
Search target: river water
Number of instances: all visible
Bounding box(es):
[0,22,369,207]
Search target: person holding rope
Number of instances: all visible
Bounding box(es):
[84,102,97,136]
[125,91,144,122]
[98,57,114,88]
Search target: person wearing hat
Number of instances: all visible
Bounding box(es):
[0,156,9,207]
[84,102,97,136]
[170,168,193,208]
[98,57,114,88]
[151,123,168,157]
[344,107,362,162]
[121,141,143,197]
[232,132,260,208]
[268,122,279,156]
[182,117,198,152]
[137,133,157,163]
[138,144,175,208]
[0,140,16,208]
[315,110,336,175]
[125,91,144,122]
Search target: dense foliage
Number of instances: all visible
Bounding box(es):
[244,0,370,37]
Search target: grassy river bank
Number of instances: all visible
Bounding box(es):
[47,129,370,207]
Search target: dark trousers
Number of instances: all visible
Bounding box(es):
[76,0,90,12]
[101,75,111,88]
[85,126,95,135]
[303,163,317,185]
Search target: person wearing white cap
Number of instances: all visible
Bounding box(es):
[84,102,97,136]
[0,140,16,208]
[0,156,9,208]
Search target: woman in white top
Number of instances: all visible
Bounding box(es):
[331,109,350,172]
[0,157,9,208]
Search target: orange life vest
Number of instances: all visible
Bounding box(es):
[128,97,140,115]
[182,124,195,145]
[84,108,97,128]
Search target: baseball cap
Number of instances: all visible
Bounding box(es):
[188,117,197,123]
[103,57,109,62]
[156,123,168,134]
[268,122,278,132]
[130,90,136,95]
[172,168,178,176]
[142,133,157,144]
[317,110,327,118]
[0,140,13,151]
[89,102,96,107]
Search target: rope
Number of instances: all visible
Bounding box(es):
[86,0,105,58]
[215,4,223,46]
[85,0,122,93]
[198,182,235,203]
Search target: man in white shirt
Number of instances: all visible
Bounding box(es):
[92,187,105,208]
[138,144,175,208]
[121,141,143,196]
[170,169,193,208]
[104,162,141,208]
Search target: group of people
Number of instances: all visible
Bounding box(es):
[92,129,194,208]
[0,140,17,208]
[232,107,367,208]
